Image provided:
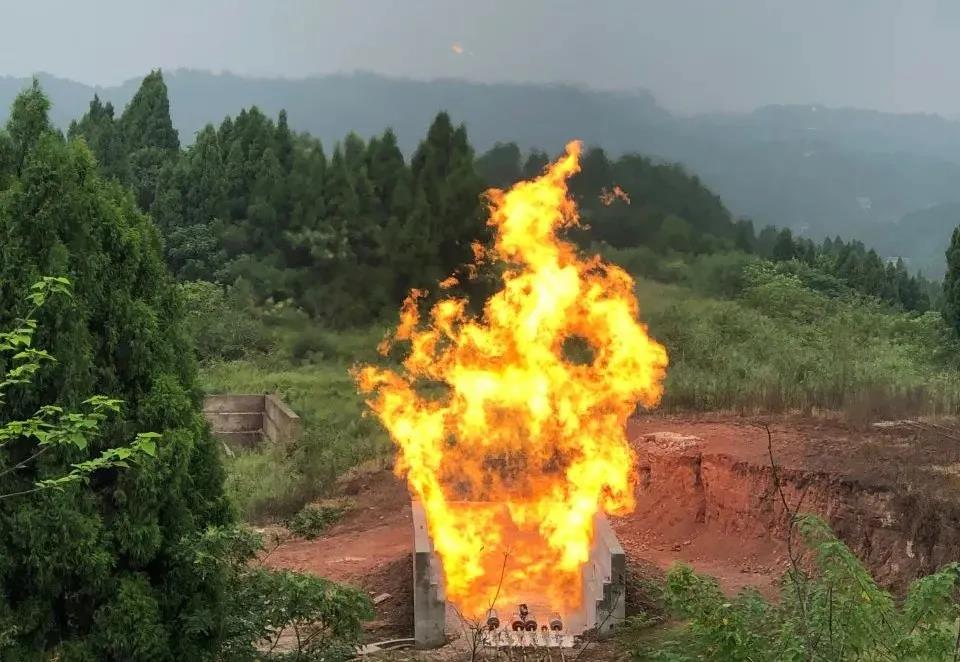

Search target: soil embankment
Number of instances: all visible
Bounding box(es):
[266,415,960,642]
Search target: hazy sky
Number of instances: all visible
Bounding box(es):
[3,0,960,114]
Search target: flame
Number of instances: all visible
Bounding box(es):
[600,185,631,206]
[451,42,465,55]
[357,141,668,617]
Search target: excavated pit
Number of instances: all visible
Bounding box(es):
[619,416,960,594]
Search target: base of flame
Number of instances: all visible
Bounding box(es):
[412,499,626,649]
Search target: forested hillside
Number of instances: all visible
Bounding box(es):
[61,72,936,327]
[5,70,960,276]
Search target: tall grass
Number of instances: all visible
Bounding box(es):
[191,255,960,519]
[199,322,392,521]
[634,266,960,418]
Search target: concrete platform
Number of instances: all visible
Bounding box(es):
[411,499,626,649]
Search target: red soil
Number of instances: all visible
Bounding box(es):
[265,413,960,641]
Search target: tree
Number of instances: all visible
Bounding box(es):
[658,215,693,252]
[119,70,181,210]
[772,227,796,261]
[0,277,160,502]
[476,142,522,189]
[0,83,231,660]
[410,113,486,286]
[119,70,180,152]
[943,226,960,332]
[68,95,127,180]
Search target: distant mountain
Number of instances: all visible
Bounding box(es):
[864,203,960,278]
[3,70,960,274]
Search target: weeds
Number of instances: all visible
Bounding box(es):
[287,503,348,540]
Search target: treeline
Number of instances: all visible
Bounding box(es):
[478,141,935,312]
[70,72,485,326]
[69,70,935,324]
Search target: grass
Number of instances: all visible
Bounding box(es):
[199,321,392,522]
[192,255,960,520]
[633,266,960,419]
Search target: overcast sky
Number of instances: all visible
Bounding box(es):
[3,0,960,114]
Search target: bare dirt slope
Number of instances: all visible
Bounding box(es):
[265,414,960,647]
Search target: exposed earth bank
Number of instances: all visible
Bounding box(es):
[265,414,960,647]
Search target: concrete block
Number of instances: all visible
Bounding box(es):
[206,411,262,433]
[202,394,265,413]
[409,501,627,647]
[412,499,446,649]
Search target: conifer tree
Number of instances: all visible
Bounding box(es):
[0,83,230,661]
[943,226,960,332]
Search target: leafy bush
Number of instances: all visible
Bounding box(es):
[287,503,348,540]
[632,516,960,661]
[179,279,273,362]
[176,526,373,661]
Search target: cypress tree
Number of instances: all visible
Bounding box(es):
[118,71,181,211]
[772,228,796,261]
[944,226,960,332]
[0,83,231,661]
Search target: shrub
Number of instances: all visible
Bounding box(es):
[176,526,373,661]
[287,503,347,540]
[179,279,273,362]
[632,516,960,661]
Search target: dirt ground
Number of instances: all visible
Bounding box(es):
[264,413,960,657]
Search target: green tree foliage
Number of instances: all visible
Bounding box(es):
[0,83,232,660]
[67,95,126,180]
[181,526,372,661]
[0,277,159,501]
[943,226,960,333]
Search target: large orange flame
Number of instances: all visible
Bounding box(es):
[357,140,668,617]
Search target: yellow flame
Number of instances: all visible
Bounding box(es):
[357,140,668,616]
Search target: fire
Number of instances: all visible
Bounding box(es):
[600,185,631,206]
[357,141,668,617]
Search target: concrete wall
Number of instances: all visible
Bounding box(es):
[202,394,301,449]
[264,394,301,444]
[412,500,447,649]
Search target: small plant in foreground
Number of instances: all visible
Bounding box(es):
[288,503,348,539]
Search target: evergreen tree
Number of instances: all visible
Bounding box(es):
[944,226,960,332]
[68,94,126,180]
[733,218,756,253]
[119,70,180,152]
[772,228,796,261]
[410,113,485,285]
[118,71,181,211]
[522,149,549,179]
[476,142,522,189]
[0,83,231,661]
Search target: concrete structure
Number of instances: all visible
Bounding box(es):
[412,500,447,648]
[411,499,626,649]
[202,394,301,449]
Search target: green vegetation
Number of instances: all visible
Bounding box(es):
[196,305,389,521]
[287,503,348,540]
[0,277,159,502]
[627,516,960,661]
[0,81,375,661]
[628,257,960,416]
